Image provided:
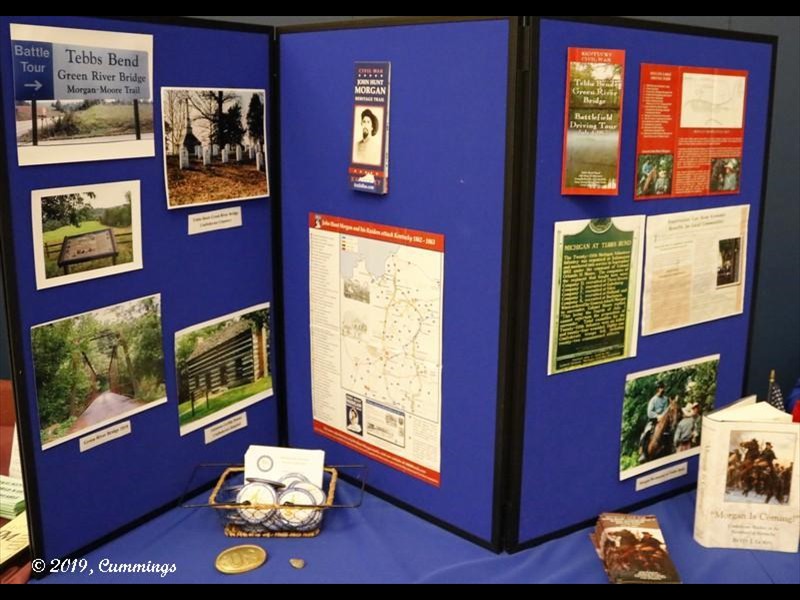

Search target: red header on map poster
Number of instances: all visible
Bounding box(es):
[561,47,625,196]
[309,213,444,252]
[635,64,748,200]
[349,62,391,195]
[313,421,441,486]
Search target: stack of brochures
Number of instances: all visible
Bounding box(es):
[591,512,681,584]
[0,475,25,520]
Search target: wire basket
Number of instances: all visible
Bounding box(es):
[208,466,339,538]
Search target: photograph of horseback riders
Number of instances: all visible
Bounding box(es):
[31,295,166,450]
[725,431,795,506]
[161,87,269,209]
[175,303,272,436]
[32,180,142,290]
[619,354,719,480]
[635,153,673,197]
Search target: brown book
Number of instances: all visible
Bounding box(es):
[594,512,681,584]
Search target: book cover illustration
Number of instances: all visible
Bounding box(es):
[593,512,681,584]
[561,48,625,195]
[694,398,799,552]
[349,62,391,195]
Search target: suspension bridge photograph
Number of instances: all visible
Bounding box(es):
[31,294,166,449]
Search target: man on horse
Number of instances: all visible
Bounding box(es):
[639,382,669,460]
[760,442,777,472]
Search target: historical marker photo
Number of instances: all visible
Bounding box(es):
[548,216,645,375]
[9,23,154,166]
[31,180,143,290]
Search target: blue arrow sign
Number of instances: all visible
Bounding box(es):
[12,40,54,101]
[11,39,149,102]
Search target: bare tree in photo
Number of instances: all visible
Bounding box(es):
[189,90,239,149]
[163,89,189,156]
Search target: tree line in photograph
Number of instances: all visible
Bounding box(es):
[33,296,165,445]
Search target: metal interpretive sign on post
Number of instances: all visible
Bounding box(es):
[57,229,118,274]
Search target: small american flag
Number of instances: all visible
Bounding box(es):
[764,370,786,412]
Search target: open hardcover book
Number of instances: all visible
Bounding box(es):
[694,396,800,552]
[591,512,680,583]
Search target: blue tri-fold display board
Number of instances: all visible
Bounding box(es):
[0,15,777,565]
[506,17,776,550]
[0,16,279,563]
[278,18,520,549]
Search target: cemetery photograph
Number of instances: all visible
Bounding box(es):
[31,295,167,449]
[162,87,269,209]
[174,304,273,435]
[32,180,143,290]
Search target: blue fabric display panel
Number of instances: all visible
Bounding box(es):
[279,19,514,547]
[513,18,774,547]
[0,15,779,566]
[0,16,278,562]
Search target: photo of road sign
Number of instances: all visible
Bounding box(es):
[12,40,149,102]
[9,23,154,166]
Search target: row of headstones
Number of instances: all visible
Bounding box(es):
[179,143,266,171]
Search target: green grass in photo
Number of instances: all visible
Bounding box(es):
[178,376,272,426]
[43,222,134,278]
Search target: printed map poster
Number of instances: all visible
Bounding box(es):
[548,216,645,375]
[309,214,443,485]
[349,62,391,195]
[642,205,749,336]
[10,23,154,166]
[561,48,625,195]
[635,64,748,199]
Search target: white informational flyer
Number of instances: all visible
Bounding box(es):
[308,213,444,486]
[244,445,325,489]
[642,205,749,336]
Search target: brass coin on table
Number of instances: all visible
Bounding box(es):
[215,544,268,574]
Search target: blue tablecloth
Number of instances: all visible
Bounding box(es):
[32,482,799,583]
